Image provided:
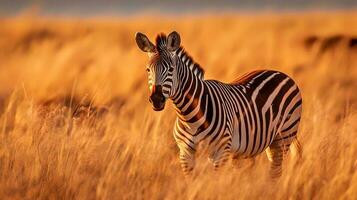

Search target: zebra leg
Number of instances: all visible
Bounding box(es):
[173,124,196,176]
[266,142,284,178]
[267,118,301,178]
[266,138,292,178]
[179,149,195,176]
[211,139,232,170]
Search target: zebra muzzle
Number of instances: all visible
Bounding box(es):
[149,85,166,111]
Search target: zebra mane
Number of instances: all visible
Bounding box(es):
[155,33,205,79]
[176,47,205,79]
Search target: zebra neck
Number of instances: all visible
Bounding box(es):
[172,64,205,122]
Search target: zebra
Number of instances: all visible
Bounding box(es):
[135,31,303,177]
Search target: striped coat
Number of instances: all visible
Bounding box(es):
[135,31,302,177]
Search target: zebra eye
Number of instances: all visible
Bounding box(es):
[146,68,150,72]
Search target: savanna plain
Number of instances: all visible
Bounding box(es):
[0,12,356,200]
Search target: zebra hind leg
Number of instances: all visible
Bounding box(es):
[267,116,301,178]
[266,141,291,178]
[212,140,232,171]
[213,149,231,170]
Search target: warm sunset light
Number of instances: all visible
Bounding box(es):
[0,0,356,199]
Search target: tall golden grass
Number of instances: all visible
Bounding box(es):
[0,12,356,199]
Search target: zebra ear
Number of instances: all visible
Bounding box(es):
[135,32,156,53]
[167,31,181,52]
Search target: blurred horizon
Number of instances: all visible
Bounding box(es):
[1,0,357,17]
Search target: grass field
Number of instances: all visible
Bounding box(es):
[0,12,356,199]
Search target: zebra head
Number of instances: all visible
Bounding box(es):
[135,31,181,111]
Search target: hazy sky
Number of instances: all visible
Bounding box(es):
[1,0,356,16]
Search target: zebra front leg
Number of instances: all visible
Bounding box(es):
[174,131,196,176]
[179,149,195,176]
[173,121,197,176]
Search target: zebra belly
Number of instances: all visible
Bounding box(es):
[231,114,278,158]
[232,132,274,158]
